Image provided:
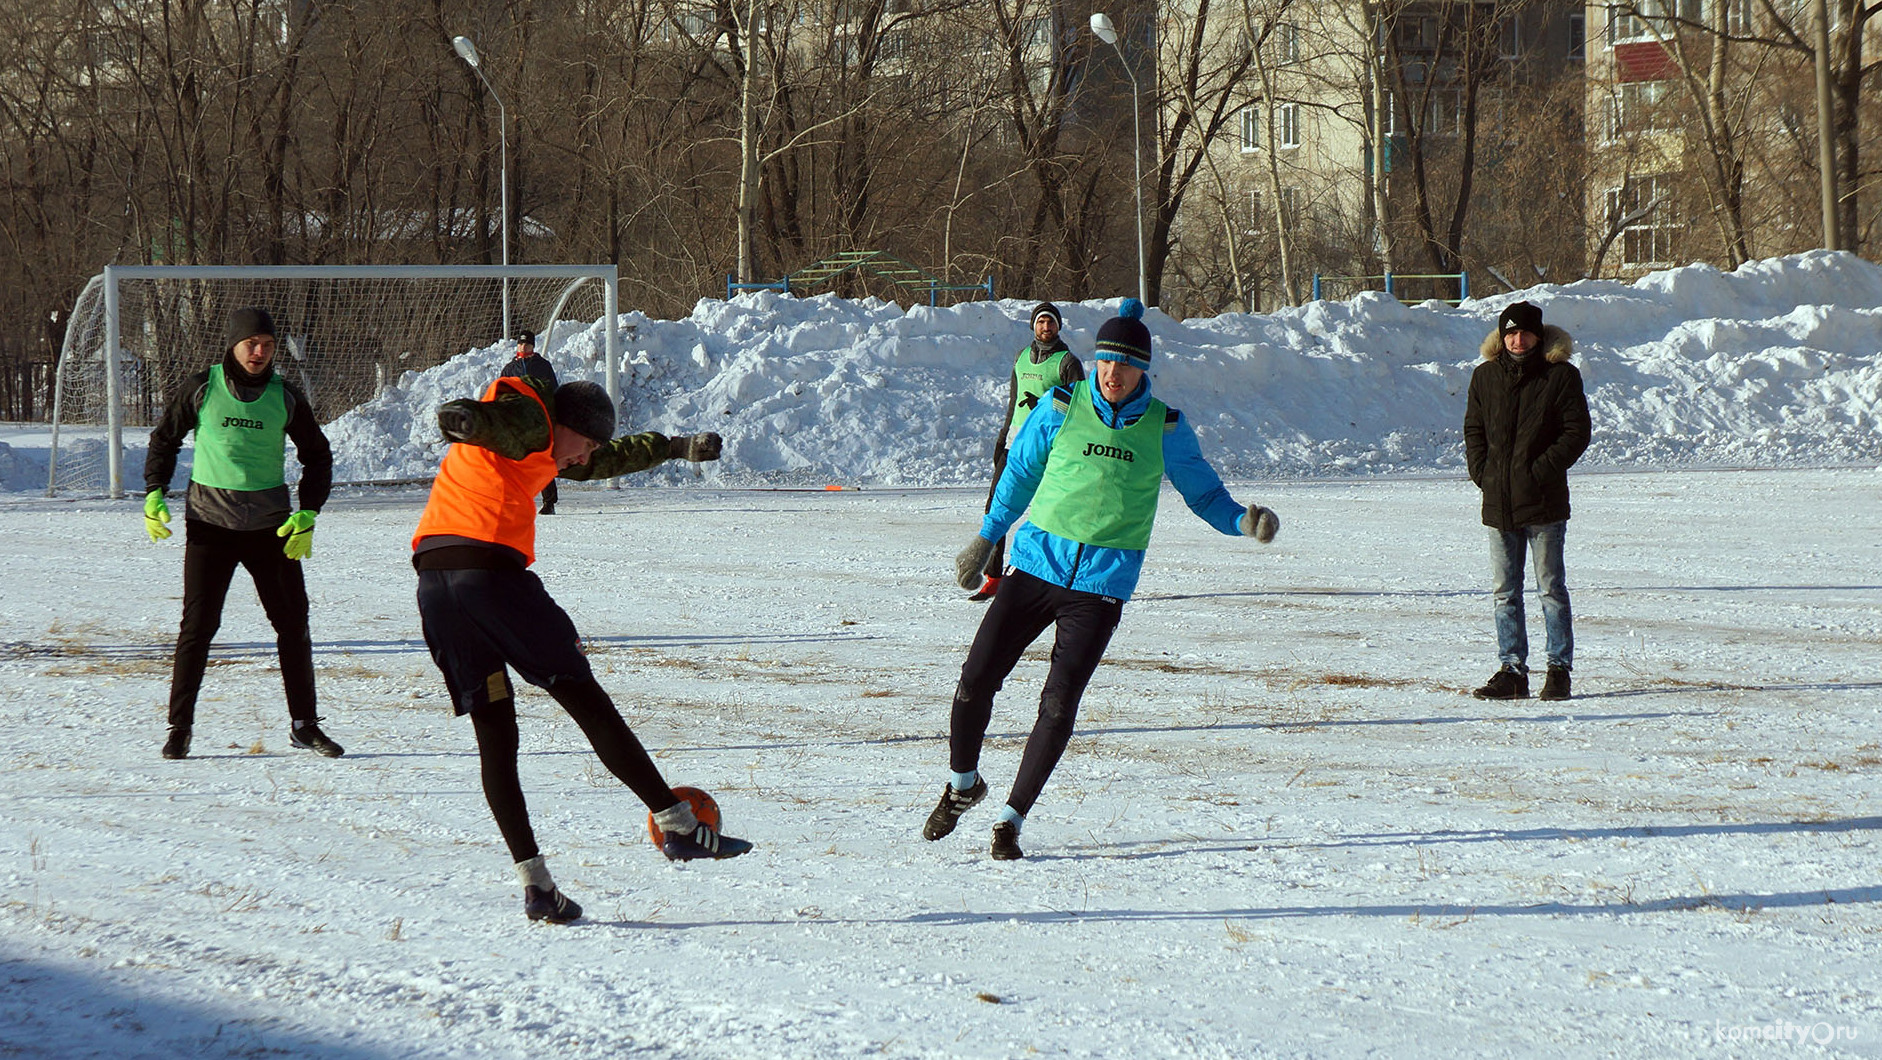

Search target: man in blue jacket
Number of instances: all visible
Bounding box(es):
[927,299,1281,860]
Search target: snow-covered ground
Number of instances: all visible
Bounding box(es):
[2,471,1879,1058]
[1,251,1880,1057]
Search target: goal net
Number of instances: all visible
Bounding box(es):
[50,264,620,497]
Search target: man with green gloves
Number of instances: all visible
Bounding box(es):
[144,306,342,761]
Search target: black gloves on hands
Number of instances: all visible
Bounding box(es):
[438,403,475,443]
[667,432,723,462]
[955,536,995,590]
[1241,504,1280,543]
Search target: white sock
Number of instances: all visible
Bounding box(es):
[515,855,554,891]
[653,802,699,836]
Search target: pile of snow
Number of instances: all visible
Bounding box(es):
[10,252,1879,494]
[326,251,1882,485]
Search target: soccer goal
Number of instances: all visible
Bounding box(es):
[50,264,621,497]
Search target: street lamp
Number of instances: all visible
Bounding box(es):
[1090,12,1147,307]
[452,34,511,338]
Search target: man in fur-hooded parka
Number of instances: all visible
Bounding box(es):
[1463,301,1591,530]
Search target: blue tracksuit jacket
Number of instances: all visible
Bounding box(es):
[979,377,1246,602]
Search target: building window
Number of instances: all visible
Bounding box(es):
[1279,186,1301,227]
[1723,0,1754,33]
[1608,79,1671,137]
[1568,12,1586,60]
[1499,15,1522,60]
[1275,21,1301,62]
[1425,88,1465,136]
[1609,0,1701,43]
[1240,105,1261,150]
[1605,176,1680,265]
[1278,103,1300,148]
[1247,187,1262,228]
[1395,14,1438,50]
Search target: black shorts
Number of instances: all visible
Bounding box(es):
[416,567,592,715]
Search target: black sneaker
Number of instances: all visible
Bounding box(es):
[289,721,346,758]
[539,503,556,516]
[662,823,753,861]
[1472,667,1529,700]
[161,726,191,760]
[922,778,988,841]
[523,885,582,923]
[1538,665,1571,701]
[990,822,1024,860]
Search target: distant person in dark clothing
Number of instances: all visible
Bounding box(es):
[1463,300,1591,703]
[143,306,343,761]
[499,330,560,515]
[970,302,1085,601]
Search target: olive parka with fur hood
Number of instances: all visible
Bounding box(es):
[1463,322,1591,531]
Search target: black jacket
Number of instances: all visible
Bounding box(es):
[1463,324,1590,530]
[500,352,558,390]
[143,353,333,530]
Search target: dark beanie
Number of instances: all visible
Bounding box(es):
[515,329,535,346]
[552,381,615,443]
[1498,301,1543,336]
[1031,302,1062,329]
[225,307,276,350]
[1093,298,1151,370]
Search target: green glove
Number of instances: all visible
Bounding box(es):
[277,509,317,561]
[144,490,172,542]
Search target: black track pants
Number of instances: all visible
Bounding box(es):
[468,676,677,863]
[419,566,679,862]
[949,568,1122,818]
[167,520,317,729]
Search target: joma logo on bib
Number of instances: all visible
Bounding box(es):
[1081,441,1134,462]
[221,415,266,430]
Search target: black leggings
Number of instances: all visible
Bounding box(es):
[470,675,677,863]
[949,568,1122,817]
[168,520,317,728]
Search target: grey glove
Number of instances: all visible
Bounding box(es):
[667,432,723,462]
[1240,504,1279,543]
[954,536,994,590]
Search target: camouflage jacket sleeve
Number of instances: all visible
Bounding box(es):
[558,432,672,481]
[437,379,554,460]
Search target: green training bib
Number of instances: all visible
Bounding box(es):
[1026,380,1167,550]
[190,364,288,491]
[1007,347,1071,436]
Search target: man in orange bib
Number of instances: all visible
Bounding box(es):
[413,375,750,924]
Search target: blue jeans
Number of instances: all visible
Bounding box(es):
[1489,521,1571,673]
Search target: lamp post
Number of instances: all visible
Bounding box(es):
[452,34,511,338]
[1090,12,1147,306]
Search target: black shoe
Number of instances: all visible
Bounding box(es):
[1472,667,1529,700]
[662,823,754,861]
[1538,665,1571,701]
[523,885,582,923]
[539,503,555,516]
[289,721,345,757]
[161,726,191,760]
[921,778,988,841]
[990,822,1024,860]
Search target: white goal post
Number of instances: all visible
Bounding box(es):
[51,264,620,498]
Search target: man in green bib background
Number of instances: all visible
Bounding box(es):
[967,301,1085,601]
[143,306,342,762]
[928,298,1280,859]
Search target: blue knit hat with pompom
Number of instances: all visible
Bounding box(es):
[1093,298,1151,370]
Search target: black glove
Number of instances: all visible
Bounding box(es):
[667,432,722,462]
[954,536,994,590]
[1240,504,1279,543]
[438,403,475,442]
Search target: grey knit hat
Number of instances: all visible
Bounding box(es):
[553,381,615,443]
[224,307,276,350]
